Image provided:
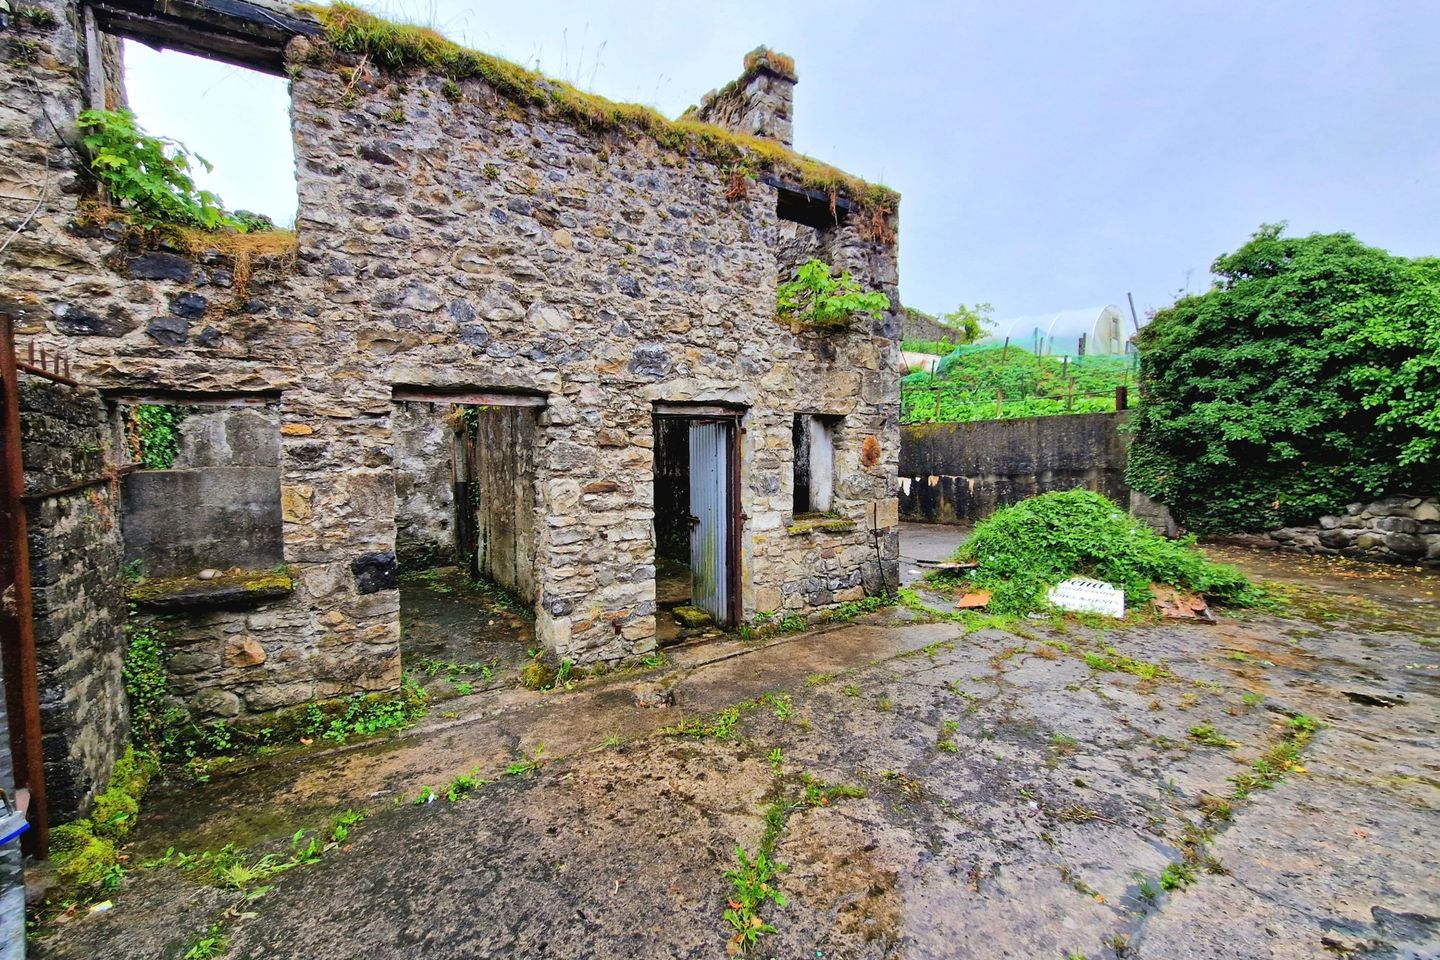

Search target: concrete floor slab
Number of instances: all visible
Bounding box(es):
[30,549,1440,960]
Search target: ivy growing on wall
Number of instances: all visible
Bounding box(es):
[127,404,188,470]
[776,259,891,329]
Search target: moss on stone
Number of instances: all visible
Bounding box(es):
[519,656,557,691]
[87,746,158,842]
[49,751,148,892]
[89,790,138,841]
[128,569,294,603]
[786,516,859,536]
[302,3,897,214]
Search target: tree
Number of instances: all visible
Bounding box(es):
[937,302,994,343]
[1127,224,1439,533]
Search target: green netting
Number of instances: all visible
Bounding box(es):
[901,344,1139,423]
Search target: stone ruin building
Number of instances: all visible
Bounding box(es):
[0,0,902,833]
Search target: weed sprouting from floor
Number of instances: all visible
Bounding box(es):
[1187,724,1238,749]
[148,824,333,892]
[329,810,363,843]
[720,756,866,955]
[506,744,548,777]
[444,769,492,801]
[416,656,497,685]
[1050,732,1078,755]
[722,842,786,954]
[804,672,836,687]
[182,924,227,959]
[1159,861,1196,890]
[1228,714,1320,799]
[937,720,961,753]
[413,785,437,805]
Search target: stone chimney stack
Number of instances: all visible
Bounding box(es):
[690,47,797,147]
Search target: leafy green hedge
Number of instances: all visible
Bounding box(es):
[1127,225,1440,532]
[954,491,1256,616]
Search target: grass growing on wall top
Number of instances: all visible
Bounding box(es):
[303,3,898,212]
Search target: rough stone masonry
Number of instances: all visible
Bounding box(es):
[0,0,903,719]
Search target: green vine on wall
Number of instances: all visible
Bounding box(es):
[776,259,891,329]
[126,404,187,469]
[123,617,187,755]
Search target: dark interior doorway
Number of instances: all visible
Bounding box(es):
[392,394,541,698]
[653,408,741,642]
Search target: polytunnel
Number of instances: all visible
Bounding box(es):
[980,305,1134,356]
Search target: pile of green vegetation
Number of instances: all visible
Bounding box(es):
[1128,224,1440,532]
[901,345,1135,423]
[951,490,1257,616]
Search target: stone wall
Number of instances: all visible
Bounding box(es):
[899,413,1130,524]
[121,404,284,577]
[18,377,128,819]
[1217,496,1440,568]
[900,309,965,346]
[391,401,457,570]
[1,1,901,718]
[689,47,797,147]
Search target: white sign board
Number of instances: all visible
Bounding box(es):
[1047,578,1126,618]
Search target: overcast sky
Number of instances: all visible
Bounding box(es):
[123,0,1440,321]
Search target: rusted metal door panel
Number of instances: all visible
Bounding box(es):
[688,421,730,624]
[0,316,48,856]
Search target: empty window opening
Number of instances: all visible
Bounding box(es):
[116,397,285,589]
[118,41,298,228]
[392,397,540,697]
[773,180,851,231]
[653,410,740,643]
[793,414,838,515]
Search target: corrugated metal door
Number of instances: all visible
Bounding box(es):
[807,417,835,513]
[688,421,730,624]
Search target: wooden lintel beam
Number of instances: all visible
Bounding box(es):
[759,173,858,212]
[91,8,286,71]
[90,0,320,74]
[392,388,549,408]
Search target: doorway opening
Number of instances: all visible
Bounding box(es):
[653,406,741,644]
[392,392,542,698]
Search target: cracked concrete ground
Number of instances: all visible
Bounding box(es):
[30,547,1440,960]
